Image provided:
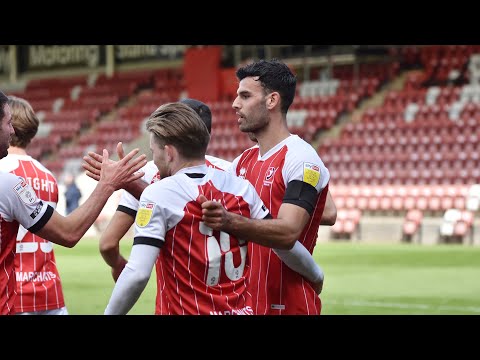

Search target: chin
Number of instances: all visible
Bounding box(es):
[239,125,253,133]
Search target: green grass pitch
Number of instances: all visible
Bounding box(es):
[53,238,480,315]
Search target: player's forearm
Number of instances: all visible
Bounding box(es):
[37,182,115,247]
[123,179,148,200]
[100,246,123,268]
[64,182,115,242]
[104,244,158,315]
[274,241,324,283]
[320,191,337,226]
[104,265,149,314]
[99,216,133,267]
[223,213,300,250]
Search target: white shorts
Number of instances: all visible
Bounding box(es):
[16,306,69,315]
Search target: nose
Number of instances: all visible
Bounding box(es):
[232,97,239,110]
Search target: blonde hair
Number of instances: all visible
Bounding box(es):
[146,102,210,160]
[7,96,39,148]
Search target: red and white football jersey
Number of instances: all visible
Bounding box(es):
[155,156,231,315]
[0,154,65,313]
[0,171,52,315]
[118,156,230,214]
[134,164,268,315]
[117,157,231,315]
[230,135,330,315]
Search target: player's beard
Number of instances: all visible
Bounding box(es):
[238,105,269,134]
[158,163,170,179]
[154,155,169,179]
[0,137,9,159]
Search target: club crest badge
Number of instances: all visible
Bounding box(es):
[265,167,276,182]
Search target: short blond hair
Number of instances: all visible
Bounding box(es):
[8,96,39,148]
[146,102,210,160]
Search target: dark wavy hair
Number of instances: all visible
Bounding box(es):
[236,58,296,114]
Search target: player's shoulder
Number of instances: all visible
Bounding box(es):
[0,173,27,202]
[0,171,23,185]
[286,135,322,159]
[143,173,178,196]
[205,154,232,171]
[141,160,159,181]
[0,154,20,172]
[287,135,317,152]
[143,160,158,172]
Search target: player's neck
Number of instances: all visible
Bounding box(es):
[255,122,290,157]
[173,159,205,175]
[8,146,27,156]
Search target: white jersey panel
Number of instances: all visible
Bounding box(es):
[205,155,232,172]
[0,173,49,229]
[282,135,330,192]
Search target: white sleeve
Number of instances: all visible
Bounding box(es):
[117,189,139,212]
[273,242,324,283]
[283,145,330,192]
[0,174,51,230]
[205,155,232,172]
[104,244,160,315]
[245,181,270,219]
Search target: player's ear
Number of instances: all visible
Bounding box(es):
[164,144,175,163]
[267,92,279,110]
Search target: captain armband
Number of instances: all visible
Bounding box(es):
[283,180,318,216]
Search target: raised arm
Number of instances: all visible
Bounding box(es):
[35,147,146,247]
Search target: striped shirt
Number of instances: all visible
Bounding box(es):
[0,171,52,315]
[116,157,231,315]
[230,135,330,315]
[133,164,267,315]
[0,154,65,313]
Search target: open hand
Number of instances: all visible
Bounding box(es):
[82,142,128,182]
[99,146,147,190]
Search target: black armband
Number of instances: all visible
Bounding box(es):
[29,205,54,233]
[283,180,318,216]
[117,205,137,218]
[133,237,164,248]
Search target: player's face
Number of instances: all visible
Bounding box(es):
[0,104,14,159]
[149,133,169,178]
[232,77,270,134]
